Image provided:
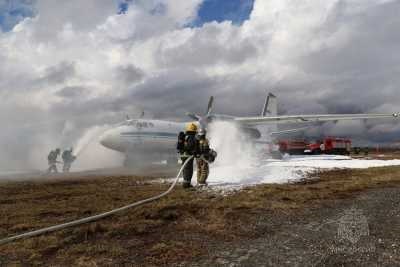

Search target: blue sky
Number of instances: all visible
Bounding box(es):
[1,0,254,31]
[119,0,254,25]
[194,0,254,26]
[0,0,36,32]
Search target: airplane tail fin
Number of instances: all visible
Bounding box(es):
[257,93,278,141]
[261,93,277,116]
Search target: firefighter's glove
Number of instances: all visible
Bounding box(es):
[206,150,217,163]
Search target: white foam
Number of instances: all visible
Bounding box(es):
[203,122,400,189]
[206,154,400,189]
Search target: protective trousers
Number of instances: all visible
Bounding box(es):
[63,162,71,172]
[181,157,194,187]
[47,162,58,173]
[196,158,209,185]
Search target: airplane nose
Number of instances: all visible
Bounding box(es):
[99,127,126,152]
[99,130,114,148]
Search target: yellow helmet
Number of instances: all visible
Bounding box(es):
[185,122,198,132]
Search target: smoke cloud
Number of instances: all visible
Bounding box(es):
[72,125,124,171]
[1,0,400,171]
[206,121,259,185]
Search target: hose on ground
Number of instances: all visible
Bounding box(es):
[0,156,194,246]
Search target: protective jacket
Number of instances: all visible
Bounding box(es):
[177,131,198,187]
[197,138,210,157]
[48,151,57,163]
[197,137,217,163]
[177,132,198,157]
[62,150,75,162]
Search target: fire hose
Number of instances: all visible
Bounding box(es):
[0,156,194,246]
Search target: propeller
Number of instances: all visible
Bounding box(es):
[186,96,214,130]
[117,110,145,126]
[206,96,214,115]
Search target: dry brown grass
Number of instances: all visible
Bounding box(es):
[1,166,400,265]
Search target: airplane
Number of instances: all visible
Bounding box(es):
[99,93,399,166]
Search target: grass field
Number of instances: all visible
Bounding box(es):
[1,163,400,266]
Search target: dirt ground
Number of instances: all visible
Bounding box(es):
[1,164,400,266]
[193,186,400,266]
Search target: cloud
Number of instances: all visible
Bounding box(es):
[0,0,36,32]
[158,22,258,67]
[1,0,400,170]
[56,86,87,99]
[32,0,117,40]
[114,64,144,85]
[40,61,76,84]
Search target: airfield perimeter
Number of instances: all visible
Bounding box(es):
[1,153,400,266]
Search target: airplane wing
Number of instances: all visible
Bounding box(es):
[269,126,310,135]
[234,113,399,125]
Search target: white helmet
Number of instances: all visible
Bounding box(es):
[198,128,206,136]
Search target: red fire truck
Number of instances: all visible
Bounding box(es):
[278,137,352,155]
[305,137,352,155]
[278,139,309,155]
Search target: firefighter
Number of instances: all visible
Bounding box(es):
[177,123,199,188]
[62,148,76,173]
[196,129,211,186]
[47,148,60,173]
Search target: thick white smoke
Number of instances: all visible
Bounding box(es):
[8,124,123,174]
[26,131,61,172]
[206,121,261,185]
[73,125,108,157]
[71,125,123,171]
[206,121,306,187]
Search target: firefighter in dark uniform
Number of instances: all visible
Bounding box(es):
[47,148,60,173]
[177,123,199,188]
[177,124,217,188]
[62,148,76,173]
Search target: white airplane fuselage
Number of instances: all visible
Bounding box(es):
[100,119,187,154]
[98,93,399,159]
